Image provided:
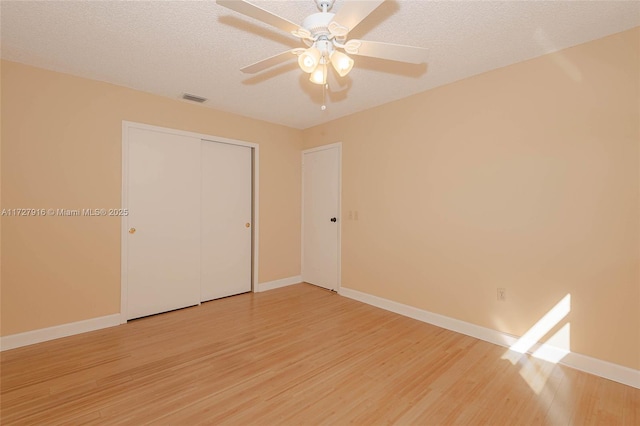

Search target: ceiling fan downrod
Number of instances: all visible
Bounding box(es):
[315,0,335,13]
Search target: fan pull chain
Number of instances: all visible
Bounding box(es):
[321,82,327,111]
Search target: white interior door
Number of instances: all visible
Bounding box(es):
[126,128,201,320]
[201,141,252,301]
[302,145,340,290]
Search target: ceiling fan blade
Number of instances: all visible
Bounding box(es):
[217,0,300,34]
[332,0,386,32]
[345,40,429,64]
[241,49,301,74]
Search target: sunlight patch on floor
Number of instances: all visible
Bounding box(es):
[518,356,560,395]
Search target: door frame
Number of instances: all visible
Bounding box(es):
[301,142,342,292]
[120,121,259,324]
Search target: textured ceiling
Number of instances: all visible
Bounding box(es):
[1,1,638,129]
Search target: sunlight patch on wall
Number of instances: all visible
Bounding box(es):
[509,294,571,356]
[531,322,570,363]
[534,28,583,82]
[501,294,571,394]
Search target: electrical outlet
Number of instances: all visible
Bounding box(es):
[348,210,353,220]
[354,211,359,221]
[497,288,506,302]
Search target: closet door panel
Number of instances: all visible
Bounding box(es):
[201,141,252,301]
[126,128,201,320]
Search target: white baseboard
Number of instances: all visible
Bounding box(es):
[0,276,304,350]
[258,275,302,292]
[560,352,640,389]
[0,314,121,351]
[339,287,640,389]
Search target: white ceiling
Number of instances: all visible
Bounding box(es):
[1,1,638,129]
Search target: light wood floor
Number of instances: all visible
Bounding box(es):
[1,284,638,425]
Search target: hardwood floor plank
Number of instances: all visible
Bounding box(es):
[1,284,638,425]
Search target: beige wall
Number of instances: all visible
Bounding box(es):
[1,60,302,336]
[2,28,639,371]
[303,28,640,369]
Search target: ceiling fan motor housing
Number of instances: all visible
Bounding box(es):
[302,12,336,38]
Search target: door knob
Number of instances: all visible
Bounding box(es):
[245,223,251,228]
[330,217,337,222]
[129,228,136,234]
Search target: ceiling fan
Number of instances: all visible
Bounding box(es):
[217,0,429,91]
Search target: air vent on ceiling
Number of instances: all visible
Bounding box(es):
[182,93,208,103]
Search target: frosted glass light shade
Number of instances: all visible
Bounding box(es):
[309,63,327,85]
[298,47,321,73]
[330,51,354,77]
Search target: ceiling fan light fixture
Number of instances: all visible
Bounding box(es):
[330,50,354,77]
[309,63,327,85]
[298,47,321,73]
[217,0,431,102]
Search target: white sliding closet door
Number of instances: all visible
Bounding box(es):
[201,141,252,301]
[126,128,201,320]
